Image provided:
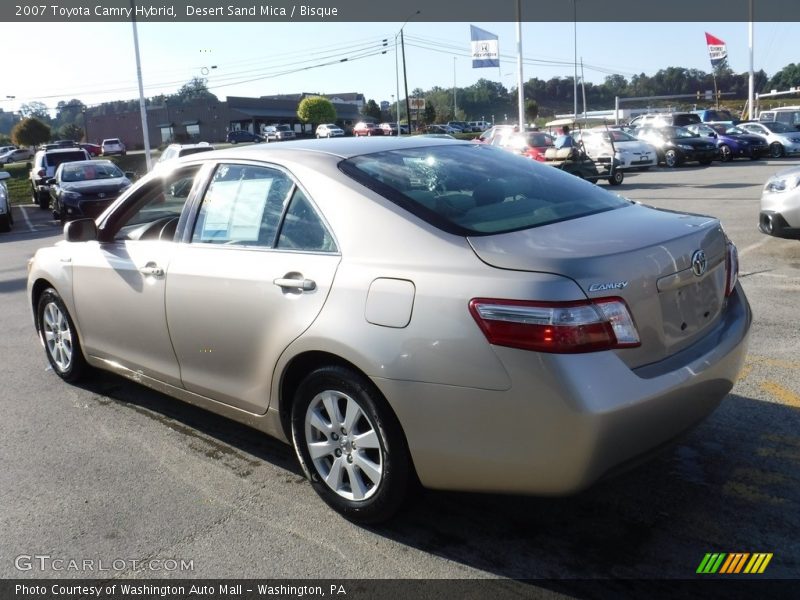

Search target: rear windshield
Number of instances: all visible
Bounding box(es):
[178,146,214,157]
[46,151,88,167]
[339,144,628,236]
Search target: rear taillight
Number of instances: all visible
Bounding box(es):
[469,297,640,354]
[725,241,739,297]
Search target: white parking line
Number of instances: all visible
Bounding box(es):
[18,205,35,232]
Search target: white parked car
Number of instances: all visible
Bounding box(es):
[759,165,800,239]
[315,124,344,138]
[101,138,126,156]
[576,128,658,170]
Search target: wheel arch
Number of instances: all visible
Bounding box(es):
[277,350,415,473]
[30,277,56,333]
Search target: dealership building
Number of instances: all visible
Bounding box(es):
[84,93,365,148]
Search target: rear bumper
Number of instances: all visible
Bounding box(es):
[684,148,719,162]
[376,285,751,495]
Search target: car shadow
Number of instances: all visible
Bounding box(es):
[75,370,301,476]
[73,372,800,582]
[371,392,800,581]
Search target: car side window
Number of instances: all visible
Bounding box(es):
[109,165,202,242]
[276,188,337,253]
[191,164,292,247]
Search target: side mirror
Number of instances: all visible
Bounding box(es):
[64,218,98,242]
[46,177,56,185]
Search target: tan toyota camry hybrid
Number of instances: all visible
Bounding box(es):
[28,137,751,523]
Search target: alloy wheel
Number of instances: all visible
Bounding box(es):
[304,389,384,501]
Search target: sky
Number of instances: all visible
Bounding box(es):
[1,20,795,116]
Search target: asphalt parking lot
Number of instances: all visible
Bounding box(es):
[0,159,798,591]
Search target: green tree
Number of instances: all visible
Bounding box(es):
[174,77,218,104]
[768,63,800,91]
[297,96,336,125]
[57,123,84,142]
[361,99,382,120]
[11,117,51,147]
[525,99,539,122]
[19,101,50,121]
[54,99,86,127]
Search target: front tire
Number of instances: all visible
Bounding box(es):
[719,144,732,162]
[291,366,411,524]
[770,142,784,158]
[664,149,681,168]
[37,288,87,382]
[608,169,624,186]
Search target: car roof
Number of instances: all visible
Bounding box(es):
[177,136,468,162]
[42,147,89,154]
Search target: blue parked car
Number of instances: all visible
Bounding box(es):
[687,123,769,162]
[692,108,737,125]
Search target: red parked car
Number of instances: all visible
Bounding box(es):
[481,127,555,162]
[353,122,384,137]
[79,143,102,157]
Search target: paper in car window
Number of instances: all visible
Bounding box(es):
[200,177,271,243]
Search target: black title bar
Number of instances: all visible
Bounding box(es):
[3,0,799,23]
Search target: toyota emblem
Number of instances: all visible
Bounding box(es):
[691,250,707,277]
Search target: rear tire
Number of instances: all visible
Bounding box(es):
[38,192,49,210]
[291,366,411,524]
[608,169,624,186]
[769,142,784,158]
[0,213,10,232]
[37,288,87,383]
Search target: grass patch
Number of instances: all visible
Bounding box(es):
[1,162,34,205]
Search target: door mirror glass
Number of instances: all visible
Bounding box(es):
[65,218,98,242]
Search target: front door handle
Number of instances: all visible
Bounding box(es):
[139,262,165,278]
[273,277,316,291]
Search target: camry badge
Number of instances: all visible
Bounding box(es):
[98,193,106,198]
[691,250,707,277]
[588,281,628,292]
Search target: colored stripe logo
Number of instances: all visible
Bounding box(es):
[697,553,773,574]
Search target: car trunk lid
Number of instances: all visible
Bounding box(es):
[467,203,728,368]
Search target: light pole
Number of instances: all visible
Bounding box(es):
[397,10,420,135]
[573,0,578,120]
[453,57,457,119]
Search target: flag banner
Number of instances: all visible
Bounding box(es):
[470,25,499,68]
[705,32,727,68]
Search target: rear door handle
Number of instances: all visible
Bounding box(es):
[273,277,316,291]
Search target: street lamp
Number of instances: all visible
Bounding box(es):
[396,10,420,135]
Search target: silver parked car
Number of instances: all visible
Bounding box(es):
[738,121,800,158]
[27,138,751,523]
[759,165,800,239]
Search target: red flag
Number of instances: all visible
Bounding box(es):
[705,32,727,68]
